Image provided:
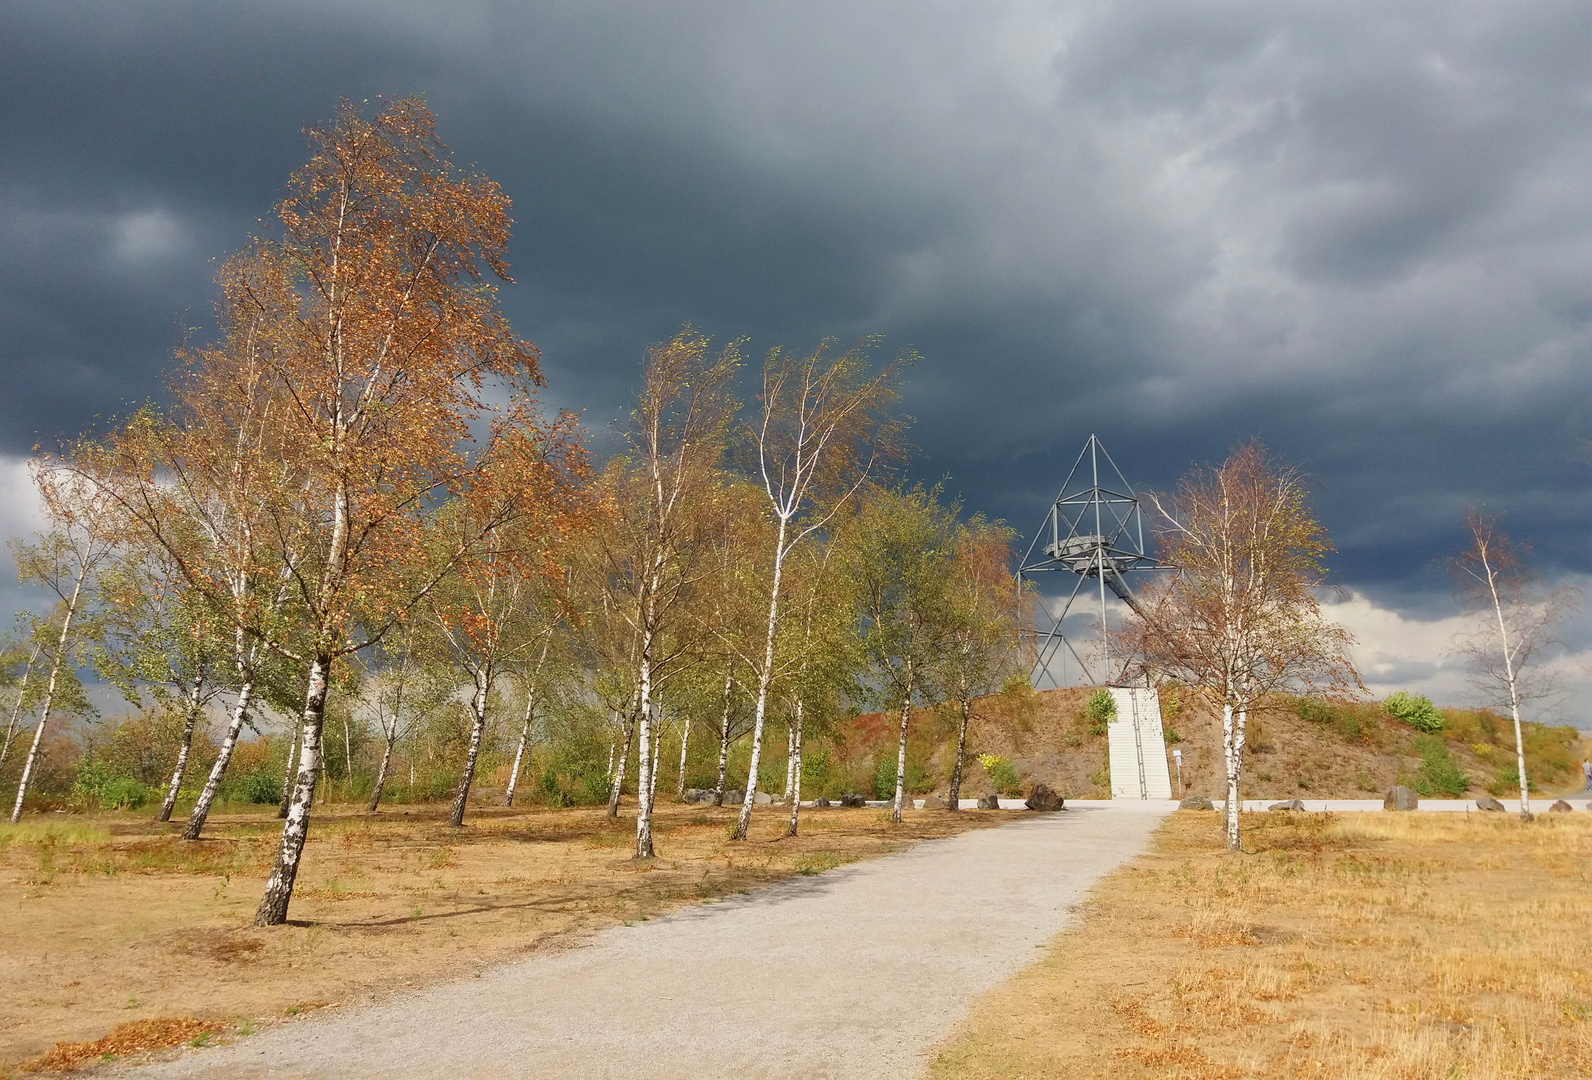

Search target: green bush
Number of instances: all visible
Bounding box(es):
[243,770,281,805]
[1385,691,1445,733]
[1086,690,1116,735]
[1487,761,1541,796]
[1162,726,1182,745]
[976,753,1022,796]
[874,754,930,800]
[71,760,151,811]
[1411,734,1468,797]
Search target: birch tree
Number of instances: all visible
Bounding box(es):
[92,540,232,822]
[577,330,738,857]
[0,637,43,772]
[930,517,1023,809]
[1123,442,1357,850]
[1450,514,1574,820]
[9,458,121,823]
[732,339,908,840]
[844,485,957,823]
[90,99,554,923]
[424,501,569,828]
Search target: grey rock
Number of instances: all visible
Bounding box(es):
[754,791,773,805]
[812,796,831,808]
[1024,784,1064,812]
[1549,799,1574,813]
[682,788,713,804]
[723,790,746,806]
[977,794,1001,810]
[1268,799,1305,811]
[1179,795,1215,811]
[1476,796,1506,812]
[1383,786,1419,811]
[920,795,948,810]
[839,793,867,808]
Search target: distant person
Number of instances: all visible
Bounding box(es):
[1583,759,1592,791]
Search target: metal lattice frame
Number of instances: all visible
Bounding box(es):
[1018,435,1169,688]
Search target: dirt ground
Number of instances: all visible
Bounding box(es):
[0,800,1002,1074]
[928,809,1592,1079]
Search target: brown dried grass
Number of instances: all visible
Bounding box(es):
[1,800,1002,1074]
[929,810,1592,1079]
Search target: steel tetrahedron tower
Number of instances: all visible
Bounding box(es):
[1018,435,1168,688]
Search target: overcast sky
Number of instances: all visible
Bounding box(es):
[3,1,1591,713]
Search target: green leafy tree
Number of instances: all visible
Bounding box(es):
[843,485,958,822]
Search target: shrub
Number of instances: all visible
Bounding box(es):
[1411,734,1468,797]
[1488,761,1541,796]
[243,770,281,805]
[999,672,1032,695]
[71,761,151,811]
[1385,691,1445,733]
[1162,726,1182,745]
[976,753,1022,796]
[874,754,930,800]
[1085,690,1116,735]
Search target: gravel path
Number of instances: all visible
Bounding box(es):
[124,804,1171,1080]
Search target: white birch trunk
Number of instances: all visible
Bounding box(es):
[891,663,913,823]
[185,679,254,840]
[608,704,636,818]
[0,643,40,770]
[255,654,330,925]
[1486,567,1533,818]
[1222,703,1246,850]
[277,719,299,819]
[648,711,662,804]
[9,570,85,824]
[158,677,205,823]
[505,637,548,808]
[713,674,732,805]
[449,669,490,827]
[786,699,804,836]
[369,721,397,812]
[675,712,691,801]
[783,718,795,803]
[505,691,534,808]
[735,515,788,840]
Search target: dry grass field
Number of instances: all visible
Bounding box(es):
[0,800,1003,1074]
[930,809,1592,1080]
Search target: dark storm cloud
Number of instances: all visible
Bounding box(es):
[3,0,1592,624]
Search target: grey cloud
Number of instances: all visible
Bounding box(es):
[1,0,1590,620]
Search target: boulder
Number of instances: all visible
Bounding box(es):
[1383,786,1419,811]
[723,789,746,806]
[1549,799,1574,813]
[812,796,831,808]
[920,795,949,810]
[1179,795,1215,810]
[1476,796,1506,812]
[1268,799,1306,811]
[1025,783,1064,811]
[977,794,1001,810]
[839,793,867,808]
[682,788,713,804]
[754,791,773,805]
